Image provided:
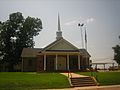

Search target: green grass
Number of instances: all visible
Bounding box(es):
[77,71,120,86]
[0,72,70,90]
[1,72,120,90]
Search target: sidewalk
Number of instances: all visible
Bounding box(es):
[48,85,120,90]
[61,73,89,78]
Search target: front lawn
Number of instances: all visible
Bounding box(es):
[0,72,70,90]
[77,71,120,85]
[1,71,120,90]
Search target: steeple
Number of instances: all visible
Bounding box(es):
[56,13,63,40]
[58,13,61,31]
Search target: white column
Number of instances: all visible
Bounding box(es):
[55,54,58,70]
[78,55,80,70]
[67,54,69,70]
[44,54,46,71]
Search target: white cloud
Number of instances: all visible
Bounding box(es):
[64,20,78,26]
[86,18,94,24]
[64,17,94,26]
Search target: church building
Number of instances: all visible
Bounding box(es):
[21,15,91,72]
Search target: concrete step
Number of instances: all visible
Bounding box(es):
[70,77,92,79]
[70,77,97,87]
[71,81,95,84]
[71,78,94,81]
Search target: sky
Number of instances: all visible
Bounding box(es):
[0,0,120,67]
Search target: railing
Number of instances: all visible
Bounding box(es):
[67,70,73,87]
[68,70,72,78]
[90,69,98,82]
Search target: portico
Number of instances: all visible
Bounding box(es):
[37,49,90,71]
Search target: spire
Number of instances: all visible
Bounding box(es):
[58,13,61,31]
[56,13,63,40]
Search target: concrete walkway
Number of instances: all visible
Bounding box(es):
[61,73,89,78]
[48,85,120,90]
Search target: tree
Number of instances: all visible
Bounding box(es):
[112,36,120,66]
[0,12,42,71]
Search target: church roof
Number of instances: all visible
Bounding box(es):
[21,38,90,57]
[42,38,79,51]
[21,48,90,58]
[21,48,42,57]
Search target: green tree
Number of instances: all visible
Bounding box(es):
[0,12,42,71]
[112,36,120,66]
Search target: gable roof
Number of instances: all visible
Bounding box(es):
[21,39,91,58]
[42,38,79,51]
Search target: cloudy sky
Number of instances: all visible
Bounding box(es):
[0,0,120,65]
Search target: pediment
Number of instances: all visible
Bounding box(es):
[43,38,79,51]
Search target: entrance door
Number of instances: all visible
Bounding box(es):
[46,55,55,71]
[57,55,67,70]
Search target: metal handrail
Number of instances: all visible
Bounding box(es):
[68,70,72,78]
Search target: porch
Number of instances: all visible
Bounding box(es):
[37,52,89,71]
